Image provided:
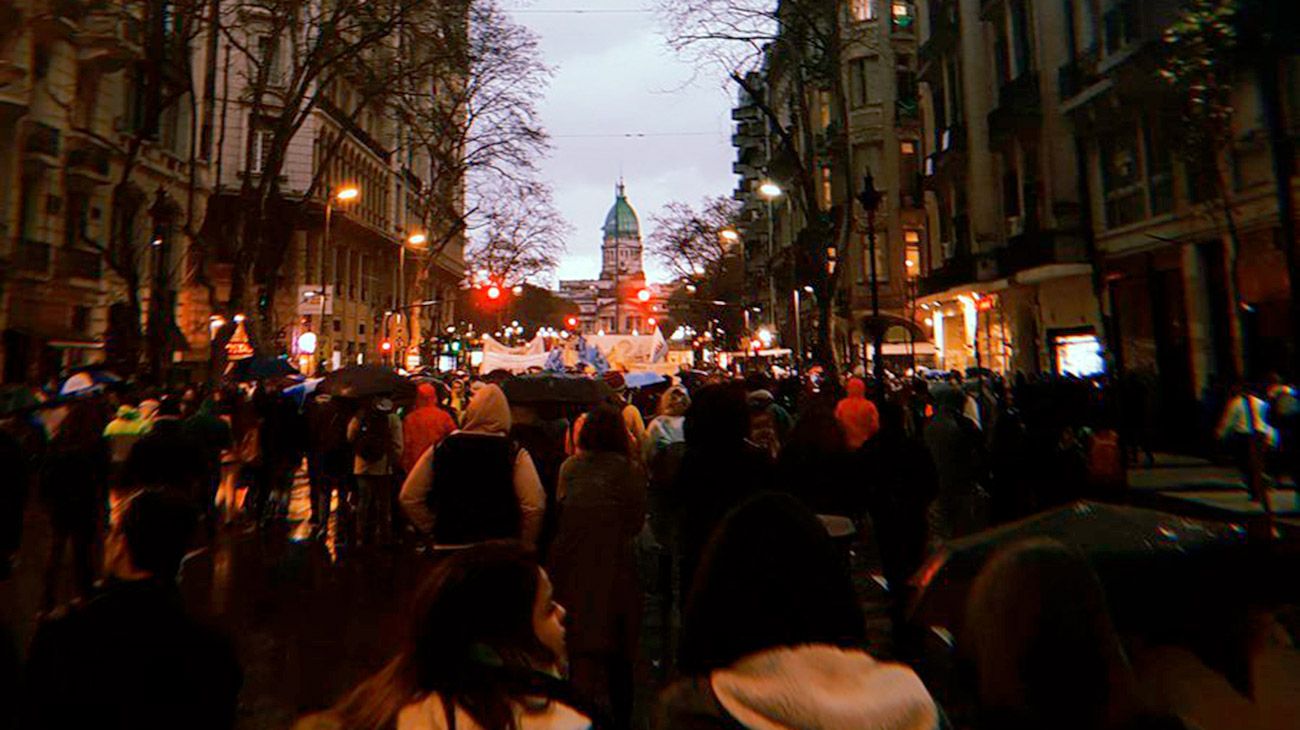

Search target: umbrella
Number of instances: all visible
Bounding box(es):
[0,385,43,417]
[910,501,1258,632]
[500,374,614,406]
[318,364,416,404]
[624,371,667,389]
[58,369,121,396]
[283,377,324,408]
[225,355,301,382]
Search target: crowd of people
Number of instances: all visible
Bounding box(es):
[0,362,1295,730]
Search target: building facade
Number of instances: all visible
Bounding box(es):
[1,0,215,383]
[558,183,668,335]
[729,0,927,368]
[915,0,1297,437]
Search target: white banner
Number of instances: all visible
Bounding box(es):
[482,333,546,356]
[480,349,552,374]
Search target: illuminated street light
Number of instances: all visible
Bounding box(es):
[758,181,782,199]
[335,186,360,202]
[408,232,427,246]
[512,285,524,296]
[719,228,740,243]
[637,288,651,303]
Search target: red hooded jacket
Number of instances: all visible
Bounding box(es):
[835,377,881,450]
[401,383,456,473]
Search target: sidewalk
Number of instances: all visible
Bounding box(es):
[1126,454,1300,535]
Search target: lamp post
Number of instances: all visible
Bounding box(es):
[323,184,359,350]
[856,170,884,382]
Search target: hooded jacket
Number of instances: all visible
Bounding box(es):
[399,384,545,547]
[402,383,456,473]
[657,645,940,730]
[835,379,880,450]
[104,406,151,465]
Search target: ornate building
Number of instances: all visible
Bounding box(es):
[559,182,668,334]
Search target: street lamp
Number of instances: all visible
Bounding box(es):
[322,184,359,358]
[719,228,740,244]
[757,180,782,342]
[856,170,884,382]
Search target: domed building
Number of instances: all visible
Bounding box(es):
[559,182,668,334]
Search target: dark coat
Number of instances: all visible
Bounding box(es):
[857,430,938,592]
[24,578,241,730]
[672,443,772,594]
[547,452,647,658]
[123,417,206,501]
[38,440,108,531]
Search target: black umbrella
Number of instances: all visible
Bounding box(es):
[224,355,301,382]
[500,374,614,406]
[318,364,416,404]
[910,501,1259,632]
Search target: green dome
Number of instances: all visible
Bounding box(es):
[603,182,641,239]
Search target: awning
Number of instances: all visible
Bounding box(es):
[916,278,1010,307]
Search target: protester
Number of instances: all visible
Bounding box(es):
[123,396,207,514]
[659,492,940,730]
[306,393,355,536]
[348,397,404,548]
[299,541,590,730]
[775,406,856,516]
[547,405,647,728]
[402,383,456,475]
[184,394,234,532]
[745,389,783,460]
[103,400,150,489]
[671,383,772,608]
[38,399,110,609]
[25,489,242,729]
[963,538,1188,730]
[509,402,571,556]
[400,384,545,548]
[924,384,988,541]
[642,386,689,546]
[835,376,881,450]
[857,402,938,646]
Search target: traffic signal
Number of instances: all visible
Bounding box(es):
[565,316,579,329]
[486,285,501,301]
[380,339,393,353]
[636,288,651,303]
[647,317,657,328]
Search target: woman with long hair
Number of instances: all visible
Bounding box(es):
[303,541,591,730]
[547,405,647,729]
[659,492,940,730]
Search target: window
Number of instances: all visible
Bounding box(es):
[64,190,89,248]
[256,36,284,87]
[248,121,273,174]
[1100,122,1146,228]
[849,58,869,108]
[72,306,91,333]
[863,231,890,283]
[850,0,875,22]
[905,241,921,278]
[1009,0,1033,78]
[821,167,833,208]
[891,2,914,29]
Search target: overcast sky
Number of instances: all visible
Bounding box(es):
[504,0,736,285]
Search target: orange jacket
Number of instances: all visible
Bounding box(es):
[401,383,456,473]
[835,378,880,450]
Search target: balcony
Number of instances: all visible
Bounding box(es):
[919,254,976,297]
[923,124,965,187]
[1058,45,1101,103]
[67,138,112,181]
[999,230,1087,277]
[76,9,143,73]
[58,247,102,280]
[987,71,1041,147]
[15,239,51,274]
[918,3,958,67]
[895,97,920,128]
[890,3,917,36]
[23,121,60,159]
[31,0,86,40]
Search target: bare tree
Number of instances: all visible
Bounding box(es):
[658,0,864,375]
[464,182,568,286]
[648,196,741,281]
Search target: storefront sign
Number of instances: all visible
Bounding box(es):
[225,321,254,360]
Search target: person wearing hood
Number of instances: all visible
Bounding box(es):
[835,377,881,450]
[402,383,456,475]
[924,384,988,541]
[400,384,545,549]
[657,492,941,730]
[104,400,151,493]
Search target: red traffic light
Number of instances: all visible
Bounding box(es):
[636,288,651,303]
[486,285,501,300]
[565,316,579,329]
[647,317,657,328]
[380,339,393,352]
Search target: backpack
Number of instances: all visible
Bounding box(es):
[354,409,391,463]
